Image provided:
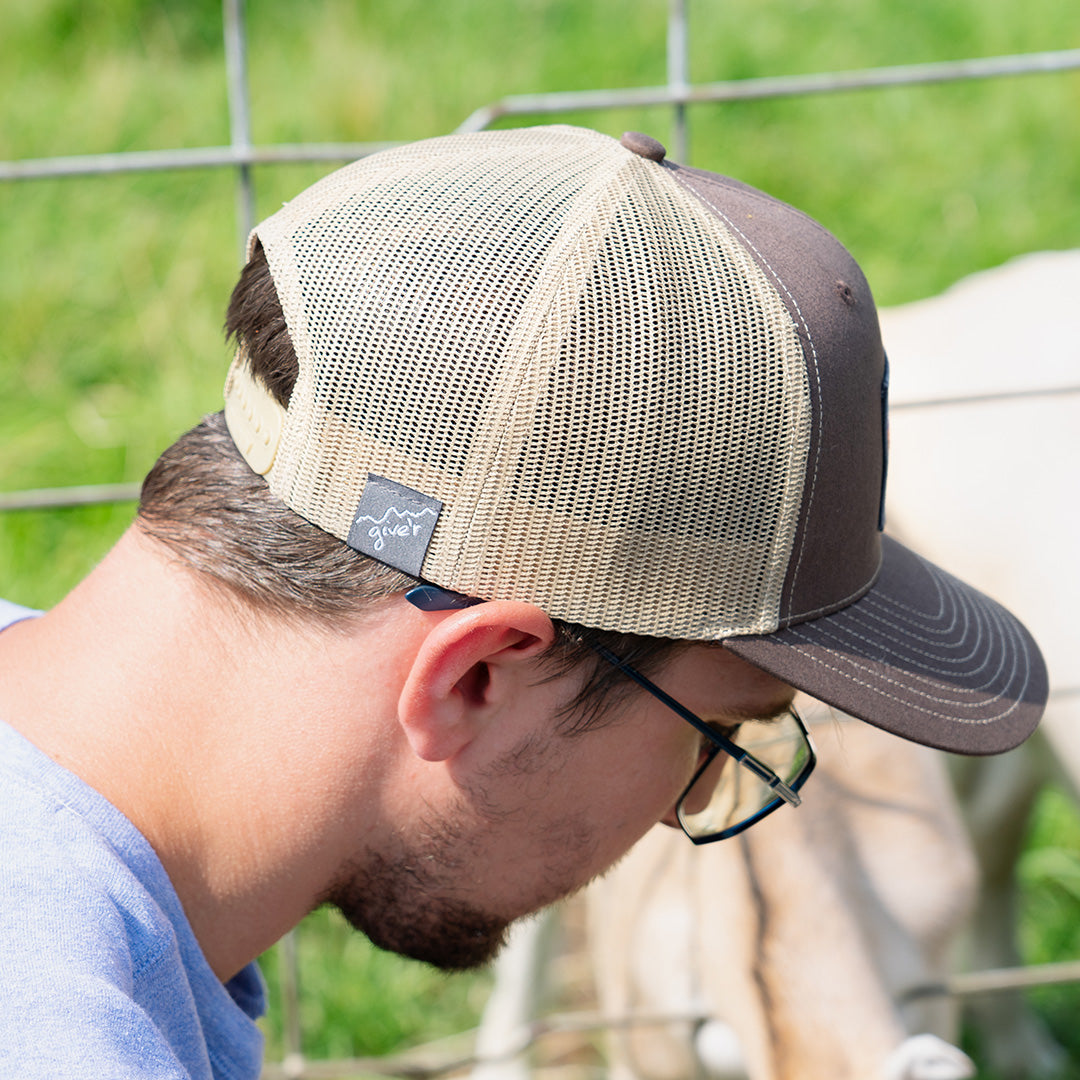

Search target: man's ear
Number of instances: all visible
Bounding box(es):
[397,601,556,762]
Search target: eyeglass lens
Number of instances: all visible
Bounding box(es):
[677,710,814,841]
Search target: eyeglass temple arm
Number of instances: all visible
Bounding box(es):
[587,643,802,808]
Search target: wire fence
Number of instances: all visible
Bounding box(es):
[255,958,1080,1080]
[3,1,1079,1077]
[2,0,1079,514]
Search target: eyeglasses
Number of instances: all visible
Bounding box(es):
[405,584,816,843]
[587,643,815,843]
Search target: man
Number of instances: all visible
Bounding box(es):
[0,126,1047,1078]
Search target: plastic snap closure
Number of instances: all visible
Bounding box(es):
[223,360,286,476]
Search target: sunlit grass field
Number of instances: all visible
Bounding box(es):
[3,0,1080,1073]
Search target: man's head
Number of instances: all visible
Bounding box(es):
[209,123,1045,754]
[133,124,1046,970]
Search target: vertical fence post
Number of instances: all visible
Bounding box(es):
[223,3,304,1070]
[223,0,257,261]
[279,928,305,1079]
[667,0,690,163]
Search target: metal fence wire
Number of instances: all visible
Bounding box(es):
[2,0,1079,513]
[3,1,1080,1077]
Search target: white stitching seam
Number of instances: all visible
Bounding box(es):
[778,574,880,624]
[782,626,1029,723]
[671,177,824,621]
[791,603,1019,693]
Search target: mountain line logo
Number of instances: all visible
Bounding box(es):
[354,506,439,553]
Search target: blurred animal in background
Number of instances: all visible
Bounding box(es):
[882,249,1080,1078]
[587,698,978,1080]
[470,251,1080,1080]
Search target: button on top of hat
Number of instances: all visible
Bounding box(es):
[621,131,666,162]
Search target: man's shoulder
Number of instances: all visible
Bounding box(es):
[0,598,39,631]
[0,739,190,1075]
[0,728,178,976]
[0,726,264,1078]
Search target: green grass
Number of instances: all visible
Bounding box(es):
[3,0,1080,1071]
[958,784,1080,1079]
[258,908,492,1063]
[1016,786,1080,1069]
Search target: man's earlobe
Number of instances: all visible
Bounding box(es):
[397,601,556,762]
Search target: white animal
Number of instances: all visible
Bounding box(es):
[471,251,1080,1080]
[881,249,1080,1077]
[586,699,978,1080]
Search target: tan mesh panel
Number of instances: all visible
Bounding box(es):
[254,126,811,639]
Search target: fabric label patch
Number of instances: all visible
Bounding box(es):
[347,474,443,577]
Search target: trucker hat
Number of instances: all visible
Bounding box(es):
[223,124,1046,755]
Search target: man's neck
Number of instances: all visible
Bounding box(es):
[0,526,400,980]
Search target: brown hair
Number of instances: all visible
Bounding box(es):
[137,243,683,731]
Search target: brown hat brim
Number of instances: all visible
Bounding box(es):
[723,535,1047,755]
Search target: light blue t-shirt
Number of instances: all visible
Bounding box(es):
[0,600,266,1078]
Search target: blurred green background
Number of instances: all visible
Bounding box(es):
[2,0,1079,1074]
